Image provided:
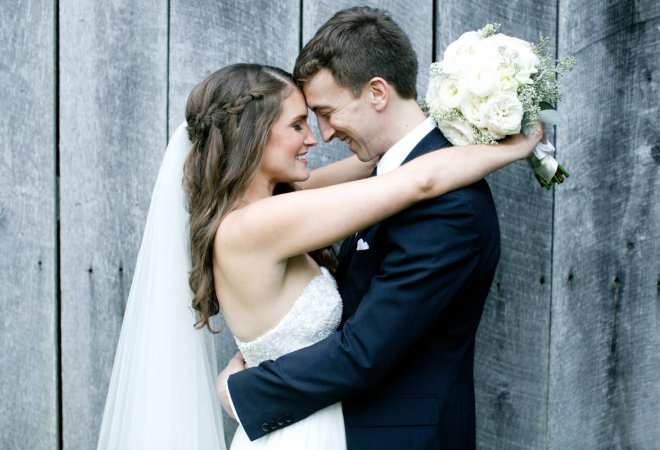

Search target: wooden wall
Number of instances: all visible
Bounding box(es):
[58,1,168,449]
[1,1,58,449]
[550,0,660,447]
[1,1,657,449]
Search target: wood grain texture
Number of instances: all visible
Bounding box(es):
[2,2,655,448]
[169,0,301,133]
[0,1,57,449]
[169,1,301,444]
[550,1,660,448]
[436,2,558,448]
[302,0,433,169]
[58,1,168,449]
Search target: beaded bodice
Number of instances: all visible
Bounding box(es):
[234,267,343,368]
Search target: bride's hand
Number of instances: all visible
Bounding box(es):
[500,121,545,159]
[216,352,247,420]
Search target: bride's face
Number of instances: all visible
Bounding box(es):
[260,87,317,183]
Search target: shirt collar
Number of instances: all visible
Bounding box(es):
[376,117,436,176]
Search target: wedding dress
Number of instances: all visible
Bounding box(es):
[229,266,346,450]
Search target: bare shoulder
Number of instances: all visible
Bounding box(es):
[215,209,243,254]
[214,204,264,257]
[215,205,292,274]
[216,198,283,255]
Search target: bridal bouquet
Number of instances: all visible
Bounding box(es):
[425,24,575,189]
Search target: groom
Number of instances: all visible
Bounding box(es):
[218,7,500,449]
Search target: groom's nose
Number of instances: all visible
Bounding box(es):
[317,117,335,142]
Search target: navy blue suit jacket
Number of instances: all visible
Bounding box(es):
[228,128,501,450]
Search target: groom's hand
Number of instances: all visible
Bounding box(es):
[216,352,247,420]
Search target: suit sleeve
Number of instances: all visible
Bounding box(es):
[228,193,483,440]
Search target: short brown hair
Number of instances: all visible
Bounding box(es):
[293,6,418,99]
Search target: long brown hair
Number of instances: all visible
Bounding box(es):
[183,63,335,331]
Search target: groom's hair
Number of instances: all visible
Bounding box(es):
[294,6,418,99]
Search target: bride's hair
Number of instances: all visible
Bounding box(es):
[183,63,335,331]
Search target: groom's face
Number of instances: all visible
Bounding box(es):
[302,69,380,162]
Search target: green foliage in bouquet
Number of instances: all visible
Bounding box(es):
[519,33,576,132]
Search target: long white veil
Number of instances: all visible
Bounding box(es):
[97,122,226,449]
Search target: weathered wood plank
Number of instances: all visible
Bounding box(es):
[550,2,660,448]
[58,1,168,449]
[169,1,301,444]
[0,1,57,449]
[435,2,558,448]
[169,0,300,133]
[302,0,433,169]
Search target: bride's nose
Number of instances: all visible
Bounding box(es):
[304,131,317,147]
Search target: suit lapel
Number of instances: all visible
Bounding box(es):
[337,232,359,278]
[400,127,451,166]
[354,127,449,242]
[336,127,449,293]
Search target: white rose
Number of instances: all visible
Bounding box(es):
[427,73,466,112]
[514,53,540,84]
[436,117,477,146]
[461,41,502,97]
[463,64,499,97]
[441,31,482,76]
[458,93,488,128]
[495,63,520,92]
[489,34,539,84]
[482,91,524,136]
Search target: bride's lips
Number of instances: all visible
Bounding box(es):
[296,152,308,165]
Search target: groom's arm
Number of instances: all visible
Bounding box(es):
[295,154,377,190]
[227,192,484,440]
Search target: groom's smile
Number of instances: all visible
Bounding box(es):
[302,69,384,163]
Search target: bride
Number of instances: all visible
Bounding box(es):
[97,63,542,449]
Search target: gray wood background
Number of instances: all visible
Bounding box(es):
[1,1,658,449]
[58,1,168,449]
[1,1,58,450]
[550,0,660,448]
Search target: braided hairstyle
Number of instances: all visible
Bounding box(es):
[183,64,335,332]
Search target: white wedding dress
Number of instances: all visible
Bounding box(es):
[229,266,347,450]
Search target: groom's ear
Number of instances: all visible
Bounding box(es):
[366,77,389,112]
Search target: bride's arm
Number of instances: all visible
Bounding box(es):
[295,154,378,190]
[221,128,542,263]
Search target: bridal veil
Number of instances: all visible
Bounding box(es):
[97,123,226,449]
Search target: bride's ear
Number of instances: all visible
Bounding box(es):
[366,77,388,112]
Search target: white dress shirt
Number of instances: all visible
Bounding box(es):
[225,116,437,428]
[376,117,436,176]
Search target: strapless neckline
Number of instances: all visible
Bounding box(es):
[234,266,330,346]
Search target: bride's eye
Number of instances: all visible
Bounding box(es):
[293,123,304,131]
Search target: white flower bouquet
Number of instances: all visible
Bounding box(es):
[425,24,575,189]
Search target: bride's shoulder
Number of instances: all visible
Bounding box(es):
[215,199,291,265]
[215,206,259,253]
[213,209,283,280]
[215,209,242,252]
